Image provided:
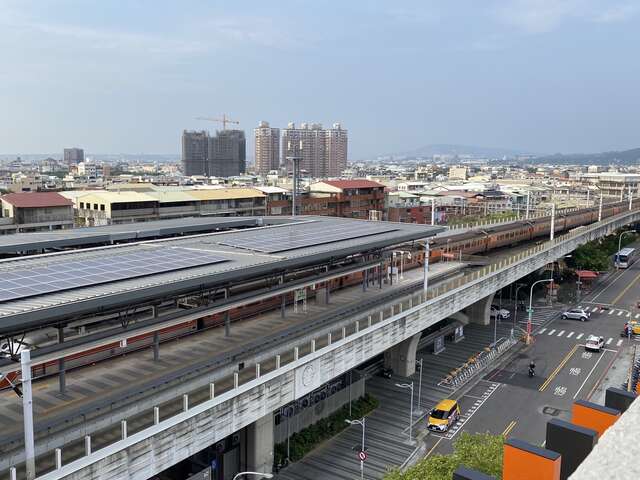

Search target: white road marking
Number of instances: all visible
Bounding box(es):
[573,350,608,399]
[557,330,565,337]
[592,306,600,312]
[608,310,614,315]
[618,311,624,316]
[635,314,640,319]
[539,328,547,334]
[606,338,613,345]
[578,306,583,309]
[617,339,624,346]
[627,312,631,317]
[576,333,584,339]
[548,329,556,335]
[567,332,575,338]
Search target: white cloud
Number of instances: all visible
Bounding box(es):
[497,0,584,34]
[496,0,639,33]
[594,3,640,23]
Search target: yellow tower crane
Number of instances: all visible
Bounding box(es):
[195,114,240,130]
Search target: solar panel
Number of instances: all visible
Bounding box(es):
[218,221,399,253]
[0,247,227,303]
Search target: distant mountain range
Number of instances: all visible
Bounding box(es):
[532,147,640,165]
[385,144,537,159]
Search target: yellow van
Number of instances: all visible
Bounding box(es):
[427,399,461,432]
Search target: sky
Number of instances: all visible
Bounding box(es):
[0,0,639,159]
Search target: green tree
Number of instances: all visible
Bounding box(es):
[384,432,503,480]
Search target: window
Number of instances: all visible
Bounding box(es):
[93,204,98,210]
[100,204,105,211]
[79,202,84,209]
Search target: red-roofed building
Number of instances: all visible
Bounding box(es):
[304,180,385,218]
[0,192,74,233]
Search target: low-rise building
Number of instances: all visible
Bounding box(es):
[75,191,159,226]
[0,192,74,233]
[307,180,385,219]
[187,188,266,217]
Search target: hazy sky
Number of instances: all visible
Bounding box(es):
[1,0,639,159]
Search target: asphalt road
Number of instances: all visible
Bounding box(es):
[422,261,640,458]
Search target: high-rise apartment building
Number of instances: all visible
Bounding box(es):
[181,129,246,177]
[63,148,84,165]
[282,122,348,179]
[208,130,246,177]
[254,121,280,175]
[325,123,348,177]
[182,130,209,176]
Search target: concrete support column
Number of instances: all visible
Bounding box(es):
[152,331,159,361]
[245,414,274,474]
[463,292,495,326]
[57,326,66,394]
[383,333,421,377]
[224,311,231,337]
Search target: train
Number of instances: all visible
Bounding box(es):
[1,199,636,388]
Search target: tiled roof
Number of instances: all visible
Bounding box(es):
[321,180,384,189]
[0,192,73,208]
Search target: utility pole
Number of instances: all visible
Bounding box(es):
[423,242,430,292]
[550,203,555,241]
[431,199,435,225]
[525,191,530,220]
[21,350,36,480]
[629,185,633,211]
[598,192,603,221]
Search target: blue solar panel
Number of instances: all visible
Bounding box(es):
[0,247,227,303]
[218,221,399,253]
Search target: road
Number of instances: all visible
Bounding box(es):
[422,261,640,459]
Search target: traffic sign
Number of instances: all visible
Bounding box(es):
[358,451,367,461]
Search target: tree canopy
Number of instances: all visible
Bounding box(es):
[384,432,503,480]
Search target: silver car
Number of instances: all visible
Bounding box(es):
[561,308,590,322]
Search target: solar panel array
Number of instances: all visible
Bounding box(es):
[218,221,399,253]
[0,247,227,303]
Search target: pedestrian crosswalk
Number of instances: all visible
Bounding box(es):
[536,327,628,348]
[576,305,640,318]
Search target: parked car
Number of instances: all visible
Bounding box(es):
[561,308,590,322]
[490,306,510,320]
[427,399,461,432]
[585,335,604,352]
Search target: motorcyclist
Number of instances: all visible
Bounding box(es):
[528,361,536,377]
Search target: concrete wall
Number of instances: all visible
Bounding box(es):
[32,208,640,480]
[273,377,366,444]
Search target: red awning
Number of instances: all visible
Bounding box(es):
[576,270,598,279]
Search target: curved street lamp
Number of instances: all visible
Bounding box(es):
[232,472,273,480]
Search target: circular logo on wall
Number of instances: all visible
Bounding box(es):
[302,364,316,387]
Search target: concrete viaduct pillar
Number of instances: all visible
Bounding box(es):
[245,413,274,474]
[384,332,421,377]
[463,292,495,326]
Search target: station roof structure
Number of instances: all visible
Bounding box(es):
[0,216,443,334]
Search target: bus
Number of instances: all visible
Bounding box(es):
[614,247,638,268]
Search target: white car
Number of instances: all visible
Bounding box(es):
[585,335,604,352]
[561,308,590,322]
[490,306,510,320]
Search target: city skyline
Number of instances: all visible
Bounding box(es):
[1,1,639,159]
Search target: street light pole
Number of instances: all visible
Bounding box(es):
[527,279,553,344]
[395,382,414,443]
[417,358,424,414]
[525,191,530,220]
[345,418,366,480]
[550,203,555,241]
[617,230,636,270]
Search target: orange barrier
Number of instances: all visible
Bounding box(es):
[503,439,561,480]
[571,400,620,438]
